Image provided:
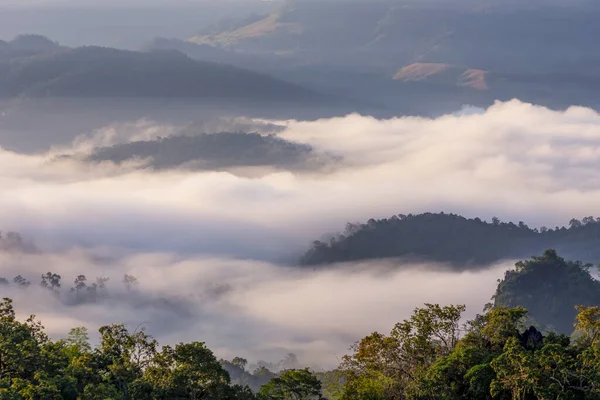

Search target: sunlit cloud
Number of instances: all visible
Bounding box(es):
[2,99,600,365]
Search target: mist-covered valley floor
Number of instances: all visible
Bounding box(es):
[3,99,600,368]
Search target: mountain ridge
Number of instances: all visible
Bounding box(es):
[0,40,331,104]
[301,213,600,268]
[393,63,489,90]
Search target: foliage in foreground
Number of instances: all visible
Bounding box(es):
[338,303,600,400]
[3,251,600,399]
[0,295,325,400]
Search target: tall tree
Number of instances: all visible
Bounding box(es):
[259,369,322,400]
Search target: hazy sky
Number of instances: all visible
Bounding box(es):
[0,0,278,8]
[0,0,274,48]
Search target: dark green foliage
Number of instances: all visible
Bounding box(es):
[315,370,345,400]
[494,249,600,334]
[334,252,600,399]
[258,369,323,400]
[0,298,321,400]
[81,132,331,171]
[0,298,258,399]
[301,213,600,267]
[339,301,600,400]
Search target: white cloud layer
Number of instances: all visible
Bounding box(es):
[2,99,600,365]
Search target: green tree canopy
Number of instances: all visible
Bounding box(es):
[259,369,322,400]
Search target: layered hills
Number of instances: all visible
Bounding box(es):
[0,36,328,104]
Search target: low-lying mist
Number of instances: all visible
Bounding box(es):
[2,249,508,368]
[2,99,600,365]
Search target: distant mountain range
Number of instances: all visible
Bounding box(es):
[187,0,600,75]
[5,0,600,115]
[141,0,600,114]
[0,35,330,104]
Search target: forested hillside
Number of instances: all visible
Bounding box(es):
[301,213,600,267]
[493,249,600,334]
[3,252,600,399]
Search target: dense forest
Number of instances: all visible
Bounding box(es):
[2,251,600,399]
[301,213,600,267]
[3,251,600,399]
[70,132,335,171]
